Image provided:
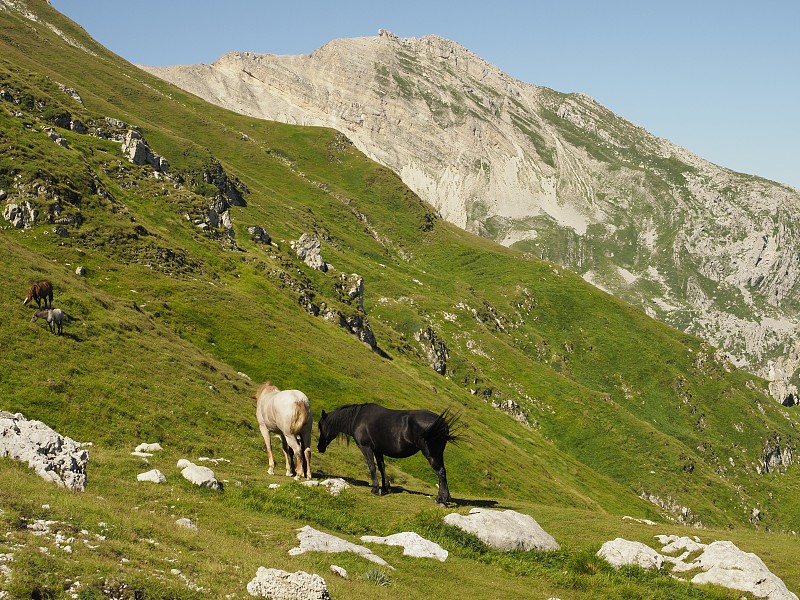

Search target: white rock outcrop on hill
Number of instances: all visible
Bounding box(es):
[599,535,797,600]
[142,32,800,402]
[0,411,88,491]
[443,508,559,551]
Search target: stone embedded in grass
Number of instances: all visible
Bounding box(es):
[300,478,350,496]
[289,525,392,569]
[179,460,222,490]
[360,532,448,561]
[597,538,664,570]
[246,567,330,600]
[135,442,163,453]
[137,469,166,484]
[443,508,560,552]
[175,518,198,530]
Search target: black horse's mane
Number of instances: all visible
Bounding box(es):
[325,403,365,438]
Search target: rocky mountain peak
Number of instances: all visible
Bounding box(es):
[141,32,800,403]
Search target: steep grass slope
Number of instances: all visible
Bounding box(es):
[0,2,798,598]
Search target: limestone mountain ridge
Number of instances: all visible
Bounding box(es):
[145,30,800,403]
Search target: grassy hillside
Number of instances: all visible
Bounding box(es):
[0,2,798,598]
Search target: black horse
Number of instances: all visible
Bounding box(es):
[317,403,459,505]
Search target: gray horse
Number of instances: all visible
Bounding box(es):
[31,308,64,335]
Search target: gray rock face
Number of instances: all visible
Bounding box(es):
[246,567,330,600]
[0,411,88,491]
[121,130,169,172]
[443,508,559,551]
[142,32,800,400]
[293,233,329,272]
[3,201,37,228]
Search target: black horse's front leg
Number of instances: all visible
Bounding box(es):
[375,452,389,495]
[359,445,380,495]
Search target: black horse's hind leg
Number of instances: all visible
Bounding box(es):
[375,452,389,495]
[280,437,296,477]
[421,441,451,505]
[359,445,381,495]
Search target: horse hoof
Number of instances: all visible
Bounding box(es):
[371,488,380,496]
[267,468,275,476]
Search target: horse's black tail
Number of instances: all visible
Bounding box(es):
[424,408,462,444]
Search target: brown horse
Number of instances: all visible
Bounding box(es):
[252,381,312,480]
[23,280,53,309]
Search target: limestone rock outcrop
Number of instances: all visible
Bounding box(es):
[0,411,88,491]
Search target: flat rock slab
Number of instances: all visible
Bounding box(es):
[247,566,330,600]
[361,531,448,561]
[288,525,392,568]
[443,508,560,552]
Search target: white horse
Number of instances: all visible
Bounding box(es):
[253,381,312,480]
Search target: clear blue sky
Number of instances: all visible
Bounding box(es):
[50,0,799,189]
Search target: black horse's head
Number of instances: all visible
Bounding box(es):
[317,409,333,453]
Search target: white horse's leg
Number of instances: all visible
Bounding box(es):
[258,423,276,475]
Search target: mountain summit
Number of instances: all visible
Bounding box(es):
[143,30,800,403]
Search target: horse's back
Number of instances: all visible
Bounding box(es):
[257,388,311,434]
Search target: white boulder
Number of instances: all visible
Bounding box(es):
[443,508,559,551]
[246,567,330,600]
[136,469,166,484]
[597,538,664,570]
[361,531,448,561]
[179,461,222,490]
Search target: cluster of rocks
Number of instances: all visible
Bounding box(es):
[599,534,796,600]
[133,443,223,490]
[248,508,557,599]
[0,411,89,491]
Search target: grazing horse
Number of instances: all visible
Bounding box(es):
[253,381,312,480]
[317,403,459,505]
[23,280,53,309]
[31,308,64,335]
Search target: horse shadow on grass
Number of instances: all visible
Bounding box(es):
[320,474,497,508]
